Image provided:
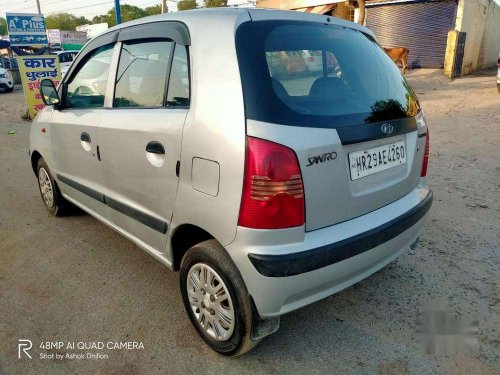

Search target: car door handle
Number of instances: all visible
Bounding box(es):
[80,132,91,143]
[146,141,165,155]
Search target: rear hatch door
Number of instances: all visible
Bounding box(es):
[237,19,427,231]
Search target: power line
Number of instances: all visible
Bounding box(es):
[54,0,166,14]
[3,0,187,18]
[41,0,74,7]
[4,4,37,13]
[0,0,27,7]
[77,2,164,17]
[124,0,161,7]
[60,1,114,13]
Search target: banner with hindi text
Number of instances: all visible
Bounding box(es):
[17,55,62,119]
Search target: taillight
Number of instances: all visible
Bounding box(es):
[238,137,305,229]
[421,130,430,177]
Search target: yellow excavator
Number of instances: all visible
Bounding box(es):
[256,0,366,25]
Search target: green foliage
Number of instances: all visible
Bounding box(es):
[92,15,108,25]
[177,0,198,11]
[105,4,150,27]
[0,17,7,36]
[145,5,163,15]
[204,0,228,7]
[46,13,89,31]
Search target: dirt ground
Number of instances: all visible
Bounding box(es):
[0,69,499,375]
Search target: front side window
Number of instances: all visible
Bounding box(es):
[66,45,114,109]
[166,45,190,107]
[114,40,172,108]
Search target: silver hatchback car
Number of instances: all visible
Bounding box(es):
[31,8,432,355]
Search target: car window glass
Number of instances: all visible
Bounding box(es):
[264,25,412,119]
[66,45,114,109]
[114,40,172,108]
[236,22,420,128]
[166,45,189,107]
[266,49,341,97]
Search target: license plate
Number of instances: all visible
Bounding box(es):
[349,141,406,180]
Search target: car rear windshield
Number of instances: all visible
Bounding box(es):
[235,21,420,128]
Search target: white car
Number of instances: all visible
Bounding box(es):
[303,50,342,77]
[303,50,324,72]
[0,66,13,92]
[55,50,79,76]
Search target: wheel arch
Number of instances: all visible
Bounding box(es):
[170,224,215,271]
[31,150,43,175]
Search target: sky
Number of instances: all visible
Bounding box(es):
[0,0,255,20]
[2,0,500,21]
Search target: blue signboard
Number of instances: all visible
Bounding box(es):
[6,13,48,47]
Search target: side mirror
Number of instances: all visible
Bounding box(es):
[40,79,60,106]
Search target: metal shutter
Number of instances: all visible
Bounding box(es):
[366,0,458,68]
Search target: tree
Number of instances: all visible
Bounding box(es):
[145,4,162,15]
[92,15,108,24]
[104,4,149,27]
[0,17,7,36]
[46,13,89,30]
[204,0,228,7]
[178,0,198,11]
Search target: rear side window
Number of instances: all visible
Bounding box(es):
[236,21,420,128]
[66,45,114,109]
[166,45,189,107]
[114,40,173,107]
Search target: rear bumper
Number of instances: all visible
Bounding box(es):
[227,185,432,318]
[249,190,432,277]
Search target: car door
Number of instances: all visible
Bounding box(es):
[50,44,115,218]
[97,33,190,252]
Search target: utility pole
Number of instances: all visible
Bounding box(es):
[114,0,122,24]
[35,0,41,13]
[162,0,168,13]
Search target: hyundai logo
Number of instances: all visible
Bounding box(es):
[381,123,394,134]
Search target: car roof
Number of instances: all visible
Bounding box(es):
[100,8,374,39]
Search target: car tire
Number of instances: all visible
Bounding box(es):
[36,158,69,216]
[6,87,13,93]
[180,239,260,356]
